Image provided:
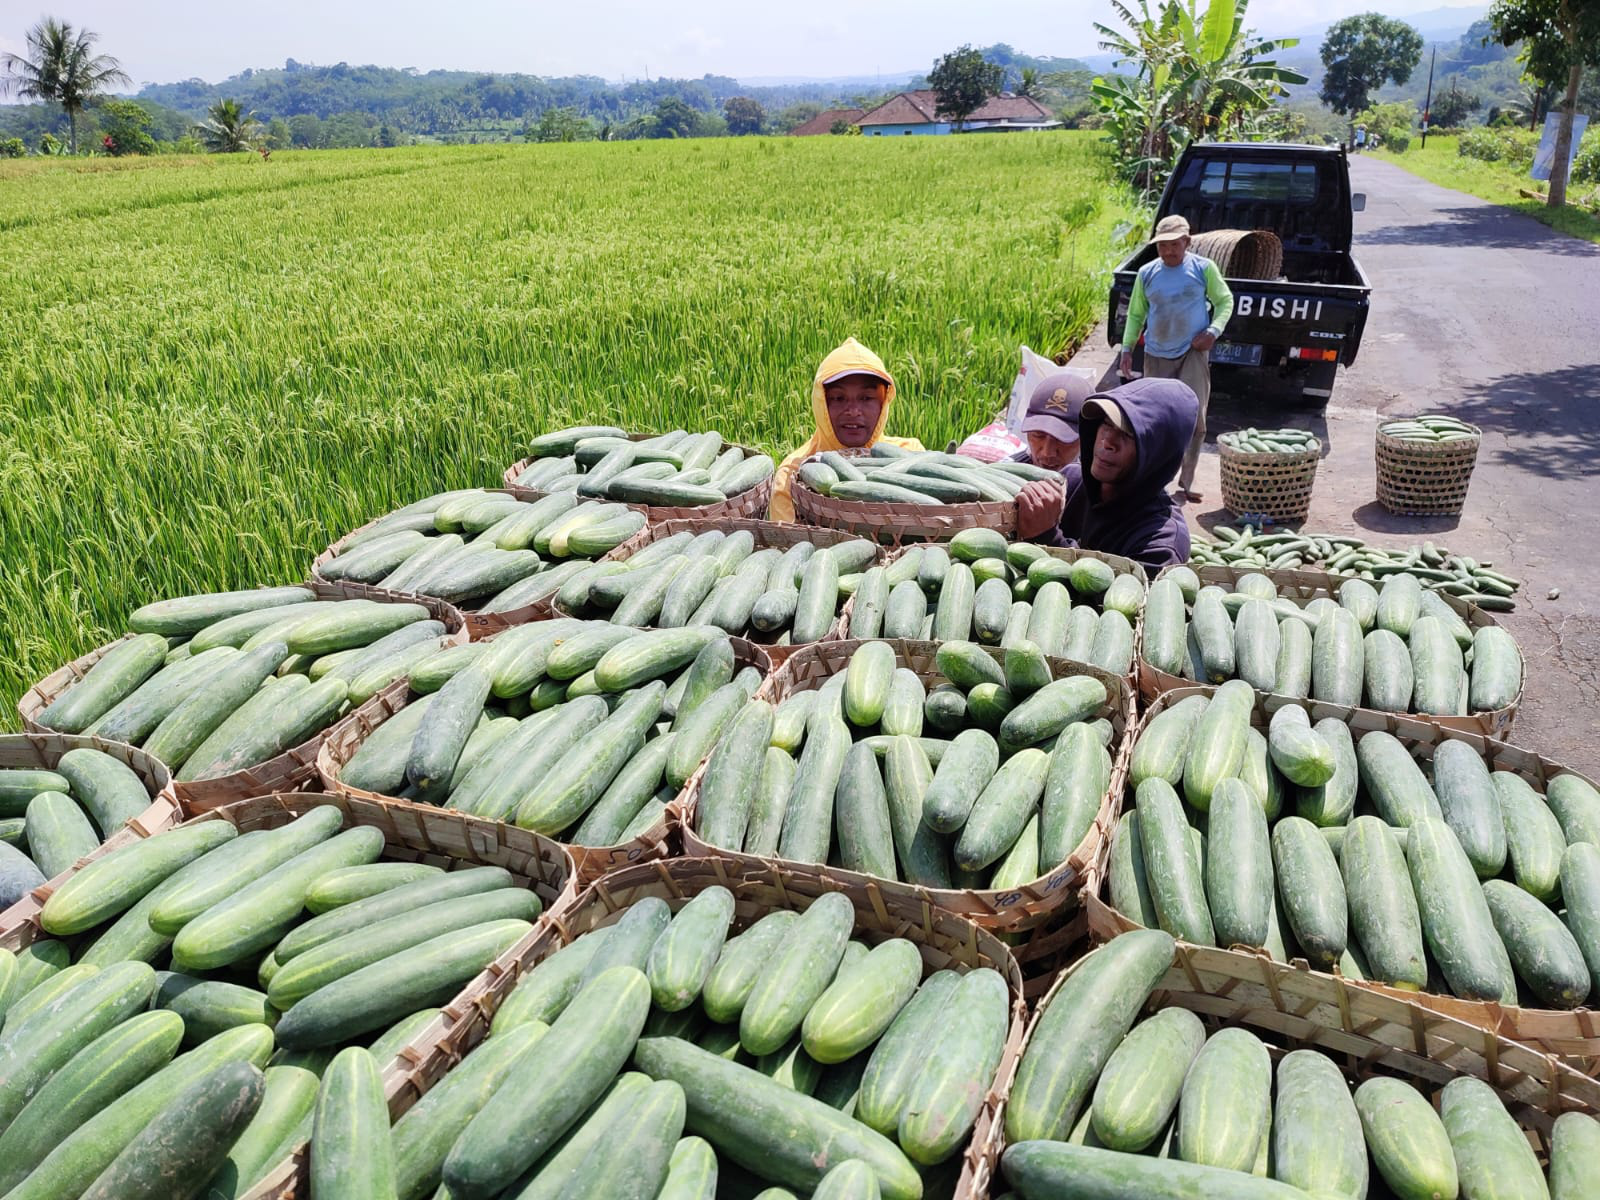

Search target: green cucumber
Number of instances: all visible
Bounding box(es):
[1356,731,1441,827]
[1469,625,1521,712]
[740,891,853,1056]
[883,736,951,887]
[777,714,850,865]
[37,634,172,734]
[794,551,842,644]
[470,698,609,821]
[881,580,927,639]
[1363,628,1415,711]
[557,1077,686,1200]
[743,747,796,855]
[843,641,896,727]
[200,1062,320,1199]
[1440,1075,1547,1199]
[702,911,798,1024]
[1026,582,1070,657]
[1001,1141,1307,1199]
[310,1046,393,1200]
[1548,773,1600,849]
[1141,578,1187,675]
[954,748,1050,872]
[1375,573,1422,637]
[833,741,896,879]
[694,699,776,851]
[1356,1077,1458,1200]
[1271,816,1347,970]
[1040,722,1110,866]
[1176,1027,1270,1171]
[1271,1049,1366,1199]
[879,668,923,737]
[1129,694,1208,788]
[1407,817,1517,1003]
[855,970,958,1134]
[54,749,154,836]
[1090,1007,1203,1152]
[933,563,976,641]
[279,864,512,962]
[998,676,1105,754]
[1483,878,1589,1008]
[1108,811,1158,928]
[575,734,673,847]
[801,938,921,1065]
[287,601,431,655]
[1089,609,1134,674]
[1233,599,1280,692]
[154,973,277,1043]
[1293,717,1357,827]
[490,933,607,1033]
[647,886,736,1012]
[40,820,239,935]
[1138,779,1215,945]
[142,641,290,770]
[1311,607,1364,706]
[897,966,1008,1164]
[1341,815,1426,989]
[1205,778,1272,949]
[1274,617,1313,699]
[583,898,672,985]
[86,647,240,745]
[24,791,98,879]
[1181,680,1252,811]
[1409,615,1464,716]
[1493,771,1565,902]
[1430,740,1508,878]
[1191,591,1234,683]
[306,861,443,913]
[1265,704,1334,787]
[667,681,746,788]
[1551,1111,1600,1200]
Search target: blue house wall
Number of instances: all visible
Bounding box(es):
[863,122,953,136]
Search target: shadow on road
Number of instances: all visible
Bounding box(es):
[1350,500,1462,536]
[1357,205,1600,258]
[1450,363,1600,480]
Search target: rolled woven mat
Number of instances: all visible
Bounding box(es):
[1188,228,1283,280]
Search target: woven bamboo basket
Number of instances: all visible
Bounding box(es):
[679,639,1133,946]
[1089,685,1600,1072]
[1218,435,1320,524]
[559,516,871,657]
[986,935,1600,1194]
[1376,421,1482,517]
[0,732,177,932]
[1139,562,1522,737]
[502,433,775,523]
[310,491,561,639]
[17,583,468,813]
[1187,227,1284,279]
[288,856,1025,1200]
[791,463,1020,545]
[317,636,770,884]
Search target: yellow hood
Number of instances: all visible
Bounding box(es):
[769,337,924,522]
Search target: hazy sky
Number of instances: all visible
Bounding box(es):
[2,1,1484,88]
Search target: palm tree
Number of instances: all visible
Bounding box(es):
[1017,67,1042,98]
[196,99,264,152]
[0,17,129,154]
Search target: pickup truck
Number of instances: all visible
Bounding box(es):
[1107,142,1372,406]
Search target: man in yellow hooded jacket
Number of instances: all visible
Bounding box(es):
[769,337,925,522]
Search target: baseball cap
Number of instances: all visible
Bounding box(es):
[1081,395,1133,435]
[821,368,893,386]
[1020,372,1092,444]
[1151,215,1191,243]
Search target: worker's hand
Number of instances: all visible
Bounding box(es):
[1191,330,1218,353]
[1016,480,1066,541]
[1119,351,1134,379]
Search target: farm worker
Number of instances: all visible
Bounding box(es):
[1014,377,1199,575]
[1010,370,1093,474]
[1117,214,1234,503]
[768,337,925,523]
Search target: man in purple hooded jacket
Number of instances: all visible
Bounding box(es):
[1014,377,1199,576]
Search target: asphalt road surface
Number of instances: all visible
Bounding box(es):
[1185,154,1600,766]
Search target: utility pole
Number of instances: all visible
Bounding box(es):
[1421,45,1436,148]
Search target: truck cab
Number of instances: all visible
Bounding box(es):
[1108,142,1372,406]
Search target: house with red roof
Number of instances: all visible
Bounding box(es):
[855,90,1058,136]
[788,108,866,136]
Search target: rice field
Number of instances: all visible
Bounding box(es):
[0,133,1139,717]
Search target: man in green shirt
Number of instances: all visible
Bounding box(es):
[1118,215,1235,502]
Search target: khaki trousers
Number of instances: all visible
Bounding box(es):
[1143,349,1211,493]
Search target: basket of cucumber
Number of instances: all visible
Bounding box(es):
[1376,414,1482,517]
[1217,427,1321,524]
[992,930,1600,1200]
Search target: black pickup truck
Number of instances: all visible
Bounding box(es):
[1108,142,1372,406]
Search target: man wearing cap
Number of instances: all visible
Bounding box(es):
[1012,370,1093,474]
[1015,377,1200,574]
[1118,215,1234,503]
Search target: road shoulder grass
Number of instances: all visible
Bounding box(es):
[1372,136,1600,246]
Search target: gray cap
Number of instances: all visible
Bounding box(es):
[1020,372,1093,444]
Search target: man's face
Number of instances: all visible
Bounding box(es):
[1091,422,1138,485]
[1156,235,1189,267]
[1026,430,1079,472]
[825,376,886,447]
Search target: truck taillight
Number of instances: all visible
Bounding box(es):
[1289,347,1338,362]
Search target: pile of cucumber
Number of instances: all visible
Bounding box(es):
[31,590,459,786]
[1381,414,1480,444]
[319,489,646,613]
[0,750,159,905]
[1001,930,1596,1200]
[1189,528,1522,609]
[337,623,764,847]
[1143,568,1523,716]
[691,639,1114,894]
[325,886,1010,1200]
[796,444,1057,506]
[555,528,880,647]
[849,530,1143,677]
[511,425,776,510]
[0,803,538,1200]
[1218,427,1320,455]
[1113,681,1600,1010]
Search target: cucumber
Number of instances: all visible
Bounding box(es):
[558,1077,687,1200]
[1001,1141,1308,1199]
[1005,930,1176,1143]
[1108,811,1158,928]
[1551,1111,1600,1200]
[743,748,796,856]
[1341,815,1427,988]
[647,887,736,1012]
[998,676,1105,753]
[955,748,1050,872]
[154,973,277,1043]
[878,668,923,738]
[0,1009,184,1193]
[1430,739,1507,878]
[1293,717,1357,827]
[583,898,672,984]
[54,749,154,836]
[1182,680,1252,811]
[1040,722,1110,866]
[1548,773,1600,850]
[306,861,443,913]
[173,825,387,971]
[1339,577,1379,630]
[1129,694,1207,787]
[667,681,745,789]
[278,864,512,962]
[1274,617,1313,699]
[1356,1078,1459,1200]
[1190,591,1234,683]
[273,918,530,1048]
[702,911,798,1024]
[287,601,431,655]
[310,1046,393,1200]
[1483,878,1590,1007]
[1356,731,1441,827]
[86,647,241,744]
[1233,599,1280,692]
[695,700,776,851]
[1362,628,1414,712]
[1138,778,1215,945]
[1469,625,1521,712]
[897,967,1008,1164]
[972,577,1012,643]
[501,1070,649,1200]
[1271,1049,1367,1200]
[1177,1027,1270,1172]
[935,640,1005,690]
[24,791,98,878]
[1407,817,1517,1003]
[883,736,951,888]
[200,1062,320,1199]
[1409,615,1464,716]
[1089,609,1135,674]
[882,580,927,639]
[36,634,174,733]
[1265,704,1334,787]
[631,1036,921,1200]
[143,641,289,770]
[1311,606,1364,706]
[40,820,239,936]
[1493,771,1565,902]
[1205,778,1272,949]
[490,933,607,1033]
[443,966,652,1199]
[801,938,920,1065]
[777,715,850,865]
[843,641,896,727]
[1440,1075,1548,1200]
[794,551,842,645]
[402,659,492,801]
[1026,582,1069,657]
[1141,578,1187,675]
[1061,605,1099,665]
[812,1160,879,1199]
[1271,816,1347,970]
[740,891,854,1056]
[833,741,896,879]
[1090,1007,1203,1153]
[933,563,976,641]
[1375,573,1422,637]
[78,1060,265,1200]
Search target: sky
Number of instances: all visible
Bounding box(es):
[1,1,1487,89]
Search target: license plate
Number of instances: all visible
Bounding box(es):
[1210,341,1263,366]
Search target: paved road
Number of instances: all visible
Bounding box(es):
[1186,154,1600,766]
